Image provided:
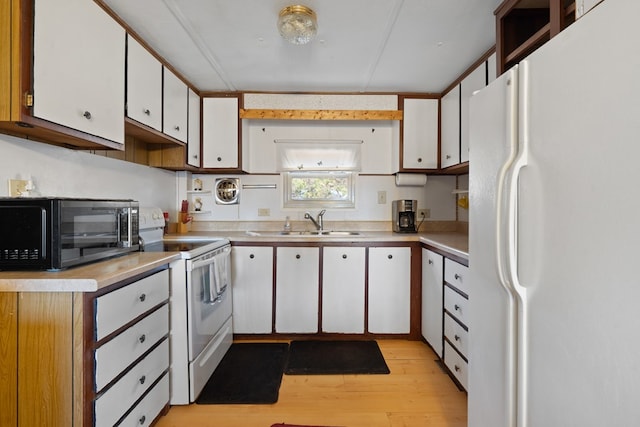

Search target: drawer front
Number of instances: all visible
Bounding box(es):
[444,341,468,390]
[95,304,169,391]
[118,372,169,427]
[444,258,469,295]
[444,285,469,326]
[444,312,468,357]
[95,339,169,427]
[96,269,169,340]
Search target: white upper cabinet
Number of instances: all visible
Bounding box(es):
[440,85,460,169]
[126,36,162,131]
[402,98,439,169]
[460,62,487,163]
[162,67,188,143]
[487,52,497,84]
[187,89,201,167]
[32,0,125,144]
[202,97,239,169]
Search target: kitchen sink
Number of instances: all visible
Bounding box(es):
[248,230,361,237]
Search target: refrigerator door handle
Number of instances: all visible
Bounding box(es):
[505,59,532,427]
[494,66,522,427]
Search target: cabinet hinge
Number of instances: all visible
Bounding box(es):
[24,93,34,108]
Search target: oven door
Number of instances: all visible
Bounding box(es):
[186,246,233,361]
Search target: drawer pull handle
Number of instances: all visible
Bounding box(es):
[139,334,146,344]
[454,304,461,311]
[454,364,461,372]
[455,334,461,341]
[455,273,461,280]
[139,293,146,302]
[388,254,393,259]
[428,259,433,265]
[139,375,146,384]
[143,108,151,115]
[249,254,255,259]
[296,254,301,259]
[342,254,347,259]
[139,415,146,425]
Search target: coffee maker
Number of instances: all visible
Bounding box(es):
[392,199,417,233]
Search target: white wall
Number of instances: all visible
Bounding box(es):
[186,173,457,223]
[0,134,176,210]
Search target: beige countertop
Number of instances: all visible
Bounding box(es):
[0,252,181,293]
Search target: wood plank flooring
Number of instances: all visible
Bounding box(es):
[155,340,467,427]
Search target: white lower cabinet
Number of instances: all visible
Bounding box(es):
[275,247,320,333]
[422,248,444,357]
[232,246,274,333]
[93,268,170,426]
[322,246,366,333]
[442,258,469,390]
[368,247,411,334]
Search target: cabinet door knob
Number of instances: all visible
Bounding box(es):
[82,111,92,120]
[174,125,180,131]
[217,157,222,162]
[455,334,461,341]
[143,108,150,115]
[388,254,393,259]
[454,304,461,311]
[295,254,301,259]
[139,375,146,384]
[249,254,255,259]
[139,415,146,425]
[417,157,423,163]
[193,155,199,159]
[455,273,461,280]
[446,154,452,159]
[139,334,146,344]
[428,259,433,265]
[138,293,146,302]
[342,254,347,259]
[454,365,461,372]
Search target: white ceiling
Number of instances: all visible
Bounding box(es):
[99,0,502,94]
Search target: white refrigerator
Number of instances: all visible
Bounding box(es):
[468,0,640,426]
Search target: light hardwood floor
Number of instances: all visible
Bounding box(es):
[155,340,467,427]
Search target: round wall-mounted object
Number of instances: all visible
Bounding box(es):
[215,178,240,205]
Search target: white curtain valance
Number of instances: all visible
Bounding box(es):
[275,139,362,171]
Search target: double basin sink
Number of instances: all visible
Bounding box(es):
[248,230,361,237]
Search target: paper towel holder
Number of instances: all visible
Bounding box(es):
[395,173,427,187]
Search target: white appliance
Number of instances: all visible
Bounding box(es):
[138,208,233,405]
[468,0,640,426]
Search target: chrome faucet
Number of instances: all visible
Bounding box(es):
[304,209,326,231]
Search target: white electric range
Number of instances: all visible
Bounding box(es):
[139,207,233,404]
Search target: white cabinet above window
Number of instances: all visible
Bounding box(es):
[202,97,239,169]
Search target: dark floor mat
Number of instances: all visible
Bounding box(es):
[284,340,390,375]
[196,342,289,404]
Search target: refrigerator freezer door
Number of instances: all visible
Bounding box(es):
[468,68,519,427]
[515,0,640,425]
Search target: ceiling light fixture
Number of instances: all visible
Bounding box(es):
[278,5,317,45]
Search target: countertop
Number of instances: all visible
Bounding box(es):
[0,252,181,293]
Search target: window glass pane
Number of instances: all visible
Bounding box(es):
[284,172,355,208]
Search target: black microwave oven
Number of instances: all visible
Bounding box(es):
[0,198,139,271]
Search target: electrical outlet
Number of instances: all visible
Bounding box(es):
[258,208,270,217]
[377,190,387,204]
[418,209,431,219]
[8,179,29,197]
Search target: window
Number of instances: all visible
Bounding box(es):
[283,171,356,208]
